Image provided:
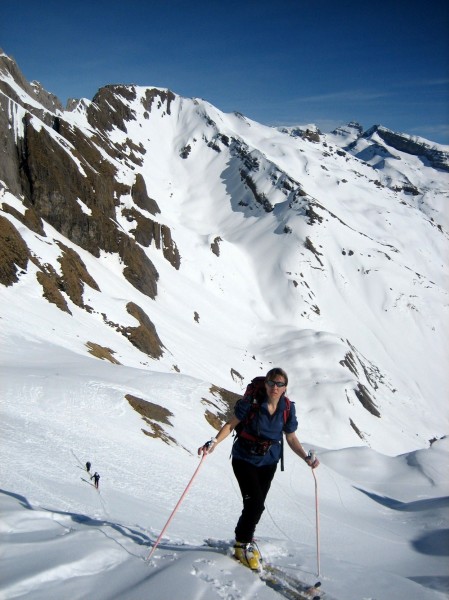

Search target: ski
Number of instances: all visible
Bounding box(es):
[262,563,322,600]
[204,539,324,600]
[80,477,98,490]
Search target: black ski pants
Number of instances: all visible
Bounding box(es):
[232,458,277,543]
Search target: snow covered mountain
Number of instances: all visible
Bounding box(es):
[1,49,448,453]
[1,49,449,600]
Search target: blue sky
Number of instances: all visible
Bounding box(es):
[2,0,449,144]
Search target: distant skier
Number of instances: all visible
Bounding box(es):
[91,472,100,489]
[86,461,91,473]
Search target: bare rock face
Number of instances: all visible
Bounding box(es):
[362,126,449,172]
[0,54,186,305]
[0,95,24,199]
[0,216,30,286]
[1,200,45,236]
[132,173,161,215]
[30,80,65,113]
[57,242,100,308]
[0,52,186,362]
[125,302,165,359]
[88,85,138,133]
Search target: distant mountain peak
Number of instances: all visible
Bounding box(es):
[332,121,364,136]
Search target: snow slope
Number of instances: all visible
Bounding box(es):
[1,340,448,600]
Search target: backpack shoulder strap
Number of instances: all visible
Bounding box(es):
[280,397,291,472]
[283,397,291,425]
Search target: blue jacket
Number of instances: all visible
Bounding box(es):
[232,394,298,466]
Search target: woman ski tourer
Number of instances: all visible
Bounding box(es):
[198,367,319,570]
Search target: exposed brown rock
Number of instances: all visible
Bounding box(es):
[204,409,223,430]
[30,81,64,113]
[160,224,180,269]
[131,173,160,215]
[350,418,365,440]
[35,265,71,314]
[141,88,176,116]
[340,352,359,377]
[17,114,110,255]
[121,205,180,269]
[240,170,273,212]
[57,242,100,308]
[201,384,239,430]
[10,110,162,305]
[0,96,24,199]
[87,85,138,133]
[354,383,381,418]
[141,422,177,445]
[210,236,221,257]
[86,342,121,364]
[0,58,185,304]
[126,393,173,424]
[119,234,159,298]
[303,128,321,143]
[304,236,324,266]
[126,393,177,445]
[124,302,164,359]
[0,215,30,286]
[122,207,159,247]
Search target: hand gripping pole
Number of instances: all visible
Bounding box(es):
[146,453,207,561]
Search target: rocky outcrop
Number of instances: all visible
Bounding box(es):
[0,55,185,304]
[124,302,164,359]
[88,85,138,133]
[332,121,364,137]
[35,263,71,314]
[57,242,100,309]
[0,215,30,286]
[363,126,449,172]
[30,81,64,113]
[278,124,322,142]
[132,173,160,215]
[141,88,176,117]
[0,52,193,362]
[1,200,45,235]
[0,95,24,199]
[125,394,177,446]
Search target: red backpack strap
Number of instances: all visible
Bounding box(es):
[283,397,291,426]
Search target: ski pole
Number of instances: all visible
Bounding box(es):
[308,450,321,577]
[146,453,207,561]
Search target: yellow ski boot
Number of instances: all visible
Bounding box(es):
[233,541,262,571]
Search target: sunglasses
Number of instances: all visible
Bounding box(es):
[266,380,286,388]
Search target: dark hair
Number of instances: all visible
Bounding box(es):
[265,367,288,386]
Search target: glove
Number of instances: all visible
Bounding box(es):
[198,437,218,456]
[305,450,320,468]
